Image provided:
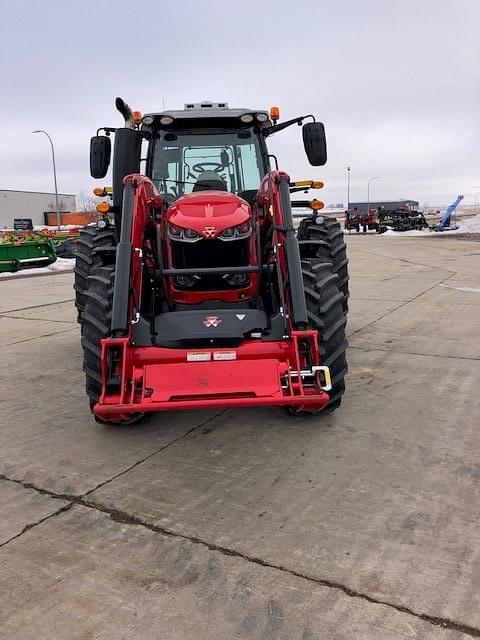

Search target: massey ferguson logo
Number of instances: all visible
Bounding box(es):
[203,316,222,328]
[203,226,216,238]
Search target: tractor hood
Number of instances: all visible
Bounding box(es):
[167,191,251,240]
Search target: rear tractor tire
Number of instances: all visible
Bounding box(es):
[292,259,348,414]
[297,216,349,313]
[74,225,116,323]
[81,265,144,426]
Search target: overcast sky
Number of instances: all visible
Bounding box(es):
[1,0,479,207]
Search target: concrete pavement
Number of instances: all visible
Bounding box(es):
[0,234,479,639]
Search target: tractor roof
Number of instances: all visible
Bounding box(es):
[143,102,270,127]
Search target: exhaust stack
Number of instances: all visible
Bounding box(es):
[115,97,134,129]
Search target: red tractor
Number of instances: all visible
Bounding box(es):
[345,207,378,233]
[75,99,348,424]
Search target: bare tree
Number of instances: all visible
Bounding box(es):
[77,190,97,214]
[46,197,70,212]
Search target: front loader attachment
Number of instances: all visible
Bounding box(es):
[94,331,331,421]
[84,166,344,422]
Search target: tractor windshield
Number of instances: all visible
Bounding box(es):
[151,129,266,202]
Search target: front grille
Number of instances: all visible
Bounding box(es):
[171,237,251,291]
[171,237,250,269]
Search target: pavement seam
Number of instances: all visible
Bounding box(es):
[349,345,480,361]
[0,502,73,549]
[0,313,77,325]
[0,327,77,349]
[0,473,479,637]
[0,411,227,546]
[0,298,75,315]
[350,246,458,275]
[0,270,74,282]
[348,274,452,337]
[83,408,229,497]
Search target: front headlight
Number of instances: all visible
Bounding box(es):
[168,224,201,242]
[184,228,200,240]
[236,221,250,235]
[219,220,252,241]
[220,226,235,239]
[168,223,182,238]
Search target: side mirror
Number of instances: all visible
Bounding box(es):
[220,149,229,167]
[90,135,111,178]
[302,122,327,166]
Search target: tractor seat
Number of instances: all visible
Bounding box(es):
[192,171,227,192]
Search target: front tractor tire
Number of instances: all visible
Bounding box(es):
[81,265,143,425]
[74,225,116,323]
[298,216,349,313]
[301,259,348,412]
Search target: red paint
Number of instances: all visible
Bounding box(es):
[93,173,330,420]
[94,332,329,420]
[167,191,250,239]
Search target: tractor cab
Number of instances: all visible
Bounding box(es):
[90,99,327,219]
[146,103,269,206]
[143,104,270,304]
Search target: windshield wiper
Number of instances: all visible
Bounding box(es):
[162,179,198,186]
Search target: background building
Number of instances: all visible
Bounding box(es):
[0,189,76,227]
[349,199,419,213]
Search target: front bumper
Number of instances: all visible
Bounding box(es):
[93,333,331,421]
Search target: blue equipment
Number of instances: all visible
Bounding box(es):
[432,195,464,231]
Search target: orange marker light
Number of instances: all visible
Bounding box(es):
[310,199,324,211]
[132,110,143,123]
[270,106,280,122]
[93,187,106,197]
[96,202,111,213]
[312,181,324,189]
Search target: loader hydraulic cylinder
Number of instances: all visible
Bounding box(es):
[111,181,134,335]
[278,175,308,329]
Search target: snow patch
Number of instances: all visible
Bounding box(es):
[439,284,480,293]
[382,228,426,237]
[382,214,480,237]
[0,258,74,278]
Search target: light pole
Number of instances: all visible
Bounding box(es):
[32,129,60,228]
[367,176,380,218]
[474,187,480,214]
[346,166,351,210]
[474,192,480,214]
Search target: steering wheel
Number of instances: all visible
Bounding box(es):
[192,162,225,174]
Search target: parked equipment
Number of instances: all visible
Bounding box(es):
[75,99,348,423]
[0,232,57,272]
[430,195,463,232]
[377,208,428,233]
[55,237,78,258]
[345,208,378,233]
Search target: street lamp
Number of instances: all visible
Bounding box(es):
[367,176,380,217]
[474,187,480,214]
[32,129,60,228]
[346,166,351,210]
